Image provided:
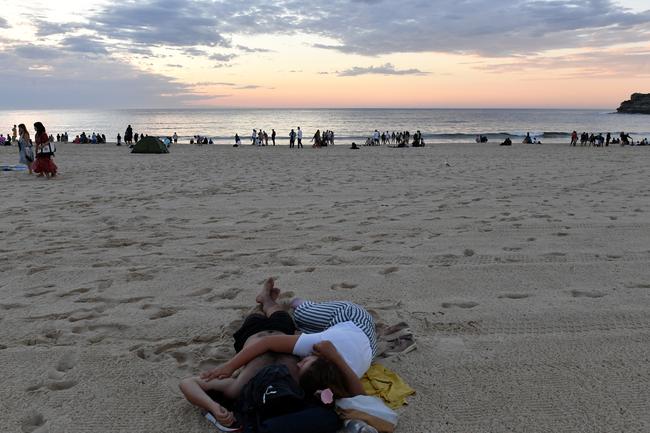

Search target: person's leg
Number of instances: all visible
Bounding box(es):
[292,300,351,333]
[255,277,284,316]
[179,377,237,426]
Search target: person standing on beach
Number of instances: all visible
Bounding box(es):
[117,133,122,146]
[289,129,296,148]
[12,124,17,143]
[297,127,303,148]
[32,122,57,178]
[271,129,276,146]
[173,132,178,144]
[17,124,34,174]
[125,125,133,145]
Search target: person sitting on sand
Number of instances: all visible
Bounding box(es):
[180,278,364,429]
[350,142,359,149]
[501,137,512,146]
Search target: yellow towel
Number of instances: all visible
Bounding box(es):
[361,364,415,409]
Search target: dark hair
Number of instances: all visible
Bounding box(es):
[299,357,350,400]
[18,123,27,133]
[33,122,46,135]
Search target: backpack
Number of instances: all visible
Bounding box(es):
[236,364,306,433]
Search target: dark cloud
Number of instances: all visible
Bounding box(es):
[182,47,208,56]
[235,84,262,89]
[80,0,650,57]
[61,36,109,54]
[0,44,207,109]
[192,81,237,86]
[0,16,9,28]
[13,44,61,59]
[34,20,83,37]
[92,0,231,47]
[337,63,428,76]
[296,0,650,56]
[209,53,237,62]
[236,45,273,53]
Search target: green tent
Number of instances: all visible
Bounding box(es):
[131,136,169,154]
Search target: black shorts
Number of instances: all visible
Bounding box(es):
[233,311,296,353]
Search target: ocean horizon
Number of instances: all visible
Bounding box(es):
[2,108,648,145]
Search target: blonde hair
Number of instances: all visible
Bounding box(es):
[18,124,30,140]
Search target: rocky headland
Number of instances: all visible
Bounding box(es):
[617,93,650,114]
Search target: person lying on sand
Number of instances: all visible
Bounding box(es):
[202,280,377,395]
[180,278,368,428]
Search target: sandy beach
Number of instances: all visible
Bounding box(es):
[1,142,648,433]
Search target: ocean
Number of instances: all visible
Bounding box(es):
[1,108,648,145]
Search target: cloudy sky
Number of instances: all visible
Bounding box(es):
[0,0,648,109]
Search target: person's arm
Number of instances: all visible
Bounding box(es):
[313,341,365,397]
[201,334,299,381]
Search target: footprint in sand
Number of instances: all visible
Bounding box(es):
[189,287,212,297]
[57,288,91,298]
[46,380,78,391]
[624,282,650,289]
[0,303,27,310]
[126,271,155,282]
[379,266,399,275]
[498,293,531,300]
[55,352,78,372]
[441,301,479,309]
[331,282,357,290]
[96,279,113,291]
[21,411,46,433]
[208,288,242,301]
[463,249,475,257]
[24,289,55,298]
[570,289,606,298]
[295,267,316,273]
[149,307,178,320]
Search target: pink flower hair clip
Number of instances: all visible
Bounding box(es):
[316,388,334,404]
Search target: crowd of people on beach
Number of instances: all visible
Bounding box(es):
[5,122,649,156]
[569,131,647,146]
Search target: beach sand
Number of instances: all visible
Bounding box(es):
[1,142,649,432]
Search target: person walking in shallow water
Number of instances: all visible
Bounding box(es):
[32,122,57,178]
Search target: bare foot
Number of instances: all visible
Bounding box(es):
[256,278,280,304]
[210,404,237,427]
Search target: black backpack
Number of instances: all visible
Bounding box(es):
[236,364,306,433]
